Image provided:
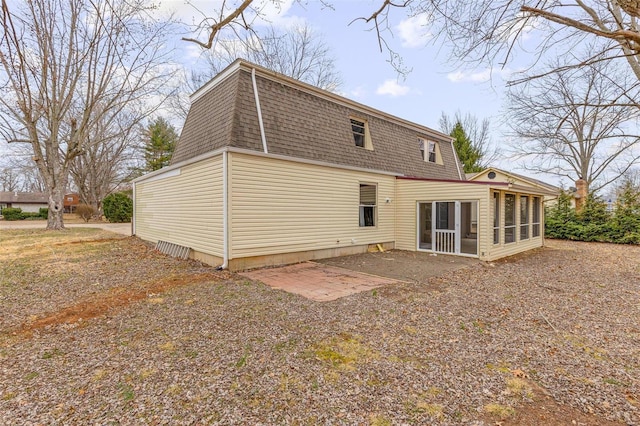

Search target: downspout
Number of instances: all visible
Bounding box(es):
[251,68,269,154]
[452,141,463,180]
[131,183,136,236]
[217,150,229,270]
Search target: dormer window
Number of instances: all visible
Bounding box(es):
[427,141,437,163]
[418,137,440,164]
[351,118,372,150]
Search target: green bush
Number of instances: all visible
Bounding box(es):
[545,188,640,244]
[102,192,132,223]
[1,207,24,221]
[39,207,48,219]
[22,212,43,220]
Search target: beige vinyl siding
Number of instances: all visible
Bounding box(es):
[134,156,224,257]
[486,191,544,261]
[395,179,490,258]
[229,153,395,258]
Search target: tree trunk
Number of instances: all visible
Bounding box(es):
[47,187,65,230]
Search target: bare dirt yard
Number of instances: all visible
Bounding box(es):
[0,229,638,425]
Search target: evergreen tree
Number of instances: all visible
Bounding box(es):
[449,121,483,173]
[143,117,178,172]
[610,181,640,243]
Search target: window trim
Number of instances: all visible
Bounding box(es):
[351,117,373,150]
[504,193,516,244]
[532,196,541,238]
[493,191,500,245]
[520,195,529,240]
[358,182,377,227]
[418,137,440,163]
[427,140,437,163]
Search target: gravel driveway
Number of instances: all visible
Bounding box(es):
[0,232,638,425]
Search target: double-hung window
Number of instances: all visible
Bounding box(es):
[351,118,373,150]
[532,197,541,237]
[504,193,516,243]
[351,119,366,148]
[427,141,437,163]
[520,196,529,240]
[359,184,376,227]
[418,138,438,163]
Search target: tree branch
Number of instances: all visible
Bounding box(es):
[182,0,254,49]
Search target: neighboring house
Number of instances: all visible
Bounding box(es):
[0,191,48,214]
[0,192,80,215]
[64,193,80,213]
[133,60,555,271]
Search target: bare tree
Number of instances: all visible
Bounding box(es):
[352,1,640,85]
[69,110,142,214]
[0,0,175,229]
[0,146,47,192]
[171,23,341,121]
[182,1,640,88]
[506,58,640,192]
[0,167,20,192]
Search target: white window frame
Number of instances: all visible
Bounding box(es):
[351,118,372,150]
[427,140,437,163]
[504,193,516,244]
[493,192,500,245]
[520,195,529,240]
[532,196,541,237]
[359,183,377,227]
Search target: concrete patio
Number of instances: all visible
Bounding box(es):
[239,261,406,302]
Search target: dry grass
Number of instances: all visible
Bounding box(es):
[0,232,637,425]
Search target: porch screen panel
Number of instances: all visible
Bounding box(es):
[504,194,516,243]
[493,192,500,244]
[532,197,541,237]
[520,196,529,240]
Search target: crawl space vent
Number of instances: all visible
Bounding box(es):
[155,240,191,260]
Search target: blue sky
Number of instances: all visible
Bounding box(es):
[161,0,538,181]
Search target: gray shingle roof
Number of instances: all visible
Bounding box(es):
[172,60,463,181]
[0,191,48,204]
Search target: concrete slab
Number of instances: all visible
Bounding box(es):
[239,261,405,302]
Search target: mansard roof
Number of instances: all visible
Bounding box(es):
[172,60,463,181]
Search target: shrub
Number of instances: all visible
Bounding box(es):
[39,207,48,219]
[1,207,24,221]
[102,192,132,223]
[76,204,96,223]
[22,212,43,220]
[545,187,640,244]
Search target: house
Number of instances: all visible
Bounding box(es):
[133,60,555,271]
[0,192,80,215]
[0,191,48,214]
[64,193,79,213]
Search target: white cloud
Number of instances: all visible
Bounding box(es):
[348,86,367,99]
[446,68,513,83]
[376,79,410,97]
[397,14,432,48]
